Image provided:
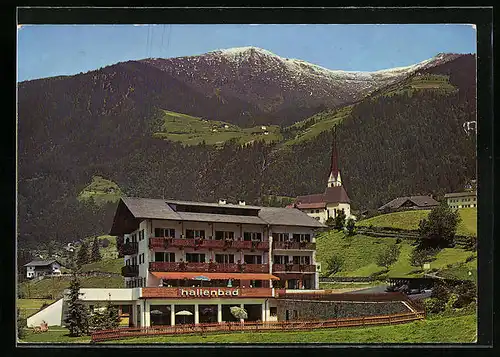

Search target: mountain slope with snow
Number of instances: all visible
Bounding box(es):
[140,47,461,125]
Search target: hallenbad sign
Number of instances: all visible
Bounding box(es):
[179,288,240,297]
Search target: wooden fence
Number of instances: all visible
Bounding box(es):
[91,311,424,343]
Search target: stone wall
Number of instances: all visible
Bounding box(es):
[276,300,410,321]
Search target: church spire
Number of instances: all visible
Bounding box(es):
[327,129,342,188]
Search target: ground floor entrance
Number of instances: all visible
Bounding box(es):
[142,299,269,327]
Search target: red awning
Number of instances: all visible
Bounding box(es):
[151,272,280,281]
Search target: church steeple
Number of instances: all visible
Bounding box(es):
[327,129,342,188]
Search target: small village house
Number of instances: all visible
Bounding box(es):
[24,259,63,279]
[378,195,439,212]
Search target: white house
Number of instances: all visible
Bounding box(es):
[24,260,62,279]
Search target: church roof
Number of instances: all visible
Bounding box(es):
[294,186,350,208]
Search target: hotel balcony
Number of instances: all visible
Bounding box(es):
[272,263,317,273]
[149,261,270,274]
[121,264,139,277]
[149,237,269,252]
[121,241,139,255]
[272,241,316,250]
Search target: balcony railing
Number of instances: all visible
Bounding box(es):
[121,242,139,255]
[121,265,139,277]
[149,237,269,251]
[272,263,316,273]
[272,241,316,250]
[149,261,269,273]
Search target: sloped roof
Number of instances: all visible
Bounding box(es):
[166,200,260,210]
[258,207,325,228]
[24,260,61,267]
[294,185,350,207]
[176,211,266,225]
[121,197,181,220]
[110,197,325,234]
[444,191,477,198]
[378,196,439,211]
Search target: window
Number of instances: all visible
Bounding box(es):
[215,231,234,240]
[273,255,288,264]
[292,233,311,242]
[244,255,262,264]
[270,307,277,317]
[154,228,175,238]
[132,256,137,265]
[186,229,205,239]
[139,253,145,264]
[215,254,234,264]
[185,253,206,263]
[243,232,262,241]
[293,256,310,265]
[121,305,131,315]
[315,210,320,213]
[155,252,175,262]
[126,259,130,266]
[272,233,289,242]
[131,233,137,243]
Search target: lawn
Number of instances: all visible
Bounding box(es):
[357,208,477,236]
[19,314,476,344]
[19,275,124,299]
[153,109,282,146]
[315,231,476,279]
[80,258,123,274]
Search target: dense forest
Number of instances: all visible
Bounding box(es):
[17,55,476,250]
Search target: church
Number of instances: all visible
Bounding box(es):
[289,133,352,223]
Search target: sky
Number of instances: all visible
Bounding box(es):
[17,24,476,82]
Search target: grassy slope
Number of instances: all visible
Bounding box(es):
[80,258,123,274]
[316,231,476,278]
[17,298,56,320]
[19,276,124,299]
[77,176,122,205]
[357,208,477,236]
[153,110,281,146]
[284,106,352,146]
[19,314,476,344]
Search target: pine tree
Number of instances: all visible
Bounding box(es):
[17,308,26,340]
[76,241,89,267]
[90,237,102,263]
[64,274,89,336]
[104,299,121,330]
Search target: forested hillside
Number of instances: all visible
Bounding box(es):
[17,54,476,250]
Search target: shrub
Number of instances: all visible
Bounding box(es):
[431,283,450,303]
[375,243,401,270]
[417,202,461,249]
[326,254,344,276]
[445,293,459,311]
[423,298,445,314]
[395,238,402,244]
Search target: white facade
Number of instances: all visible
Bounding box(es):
[25,262,62,279]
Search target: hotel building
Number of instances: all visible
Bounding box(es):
[99,197,324,327]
